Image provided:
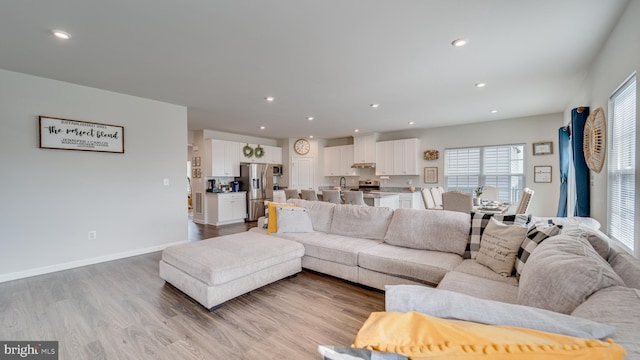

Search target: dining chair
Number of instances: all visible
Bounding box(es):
[421,188,437,209]
[515,188,534,214]
[430,187,443,208]
[322,190,342,204]
[481,186,500,202]
[284,189,299,200]
[343,191,367,206]
[272,190,286,204]
[442,191,473,213]
[300,189,318,201]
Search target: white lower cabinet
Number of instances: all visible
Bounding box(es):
[206,192,247,226]
[380,192,424,209]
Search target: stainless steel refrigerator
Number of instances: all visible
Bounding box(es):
[236,163,274,221]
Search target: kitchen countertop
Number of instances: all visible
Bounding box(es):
[317,190,399,199]
[206,191,246,195]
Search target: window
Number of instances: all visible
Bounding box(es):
[445,144,525,203]
[608,74,636,254]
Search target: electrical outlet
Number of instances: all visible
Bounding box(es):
[408,180,412,185]
[88,231,97,240]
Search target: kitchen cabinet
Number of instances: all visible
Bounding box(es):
[375,141,394,176]
[210,140,240,177]
[206,192,247,225]
[323,145,356,176]
[353,134,377,163]
[375,138,420,176]
[378,191,424,209]
[241,144,283,164]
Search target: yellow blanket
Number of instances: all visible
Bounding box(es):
[353,312,626,359]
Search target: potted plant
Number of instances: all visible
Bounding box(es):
[474,186,483,206]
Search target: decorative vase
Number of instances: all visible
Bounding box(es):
[408,185,415,192]
[473,198,482,206]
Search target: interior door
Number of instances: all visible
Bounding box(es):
[291,157,314,190]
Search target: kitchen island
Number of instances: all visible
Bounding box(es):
[362,192,399,209]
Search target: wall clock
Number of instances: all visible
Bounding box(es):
[293,138,310,155]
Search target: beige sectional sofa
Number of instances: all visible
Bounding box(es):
[253,199,640,358]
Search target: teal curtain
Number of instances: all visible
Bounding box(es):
[571,107,590,217]
[557,126,571,216]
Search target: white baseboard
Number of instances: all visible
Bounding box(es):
[0,240,190,283]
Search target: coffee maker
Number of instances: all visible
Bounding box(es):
[206,179,216,192]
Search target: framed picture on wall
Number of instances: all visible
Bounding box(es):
[534,165,552,183]
[533,142,553,155]
[424,167,438,183]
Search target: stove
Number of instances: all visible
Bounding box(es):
[355,180,380,193]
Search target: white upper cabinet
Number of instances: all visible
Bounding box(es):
[353,134,377,163]
[375,141,394,175]
[240,144,282,164]
[324,145,356,176]
[210,139,240,177]
[263,145,283,164]
[376,138,420,176]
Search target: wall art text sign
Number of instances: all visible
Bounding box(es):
[39,116,124,153]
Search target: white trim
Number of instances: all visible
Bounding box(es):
[0,240,190,283]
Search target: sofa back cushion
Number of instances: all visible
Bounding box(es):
[329,205,394,240]
[298,200,336,233]
[608,247,640,290]
[384,209,469,255]
[561,225,611,260]
[518,234,625,314]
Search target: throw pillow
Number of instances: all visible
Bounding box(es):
[353,311,626,359]
[465,212,530,259]
[266,202,295,234]
[514,223,562,279]
[518,234,625,314]
[276,206,314,233]
[475,218,528,276]
[384,285,615,339]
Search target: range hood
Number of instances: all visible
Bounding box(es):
[351,163,376,169]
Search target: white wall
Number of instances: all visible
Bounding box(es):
[564,0,640,251]
[0,69,188,282]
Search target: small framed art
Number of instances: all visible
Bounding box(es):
[424,167,438,183]
[534,165,552,183]
[532,142,553,155]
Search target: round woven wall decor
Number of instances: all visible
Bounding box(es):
[583,107,606,173]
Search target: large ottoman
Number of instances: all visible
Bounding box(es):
[159,231,305,310]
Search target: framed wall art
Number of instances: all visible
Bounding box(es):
[534,165,552,183]
[39,116,124,153]
[532,141,553,155]
[424,167,438,183]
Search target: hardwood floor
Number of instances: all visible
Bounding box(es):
[188,217,257,240]
[0,219,384,359]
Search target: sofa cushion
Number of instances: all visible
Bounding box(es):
[475,218,528,276]
[561,225,610,260]
[572,286,640,358]
[358,243,462,286]
[273,232,379,266]
[453,259,518,286]
[385,285,615,339]
[518,234,625,314]
[276,206,314,233]
[608,248,640,289]
[383,209,469,256]
[292,199,336,233]
[514,222,562,279]
[465,213,530,259]
[329,205,394,240]
[530,216,600,230]
[437,271,519,304]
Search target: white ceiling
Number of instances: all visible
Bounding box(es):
[0,0,629,140]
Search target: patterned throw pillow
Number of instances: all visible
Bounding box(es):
[514,222,562,278]
[465,212,531,259]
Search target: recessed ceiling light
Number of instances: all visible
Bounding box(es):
[370,104,380,108]
[265,96,274,102]
[309,135,314,139]
[475,83,486,88]
[451,38,467,47]
[354,129,360,133]
[52,30,71,40]
[306,116,314,121]
[259,126,265,130]
[408,121,415,125]
[490,109,498,114]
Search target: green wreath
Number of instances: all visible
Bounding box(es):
[254,145,265,158]
[242,144,254,158]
